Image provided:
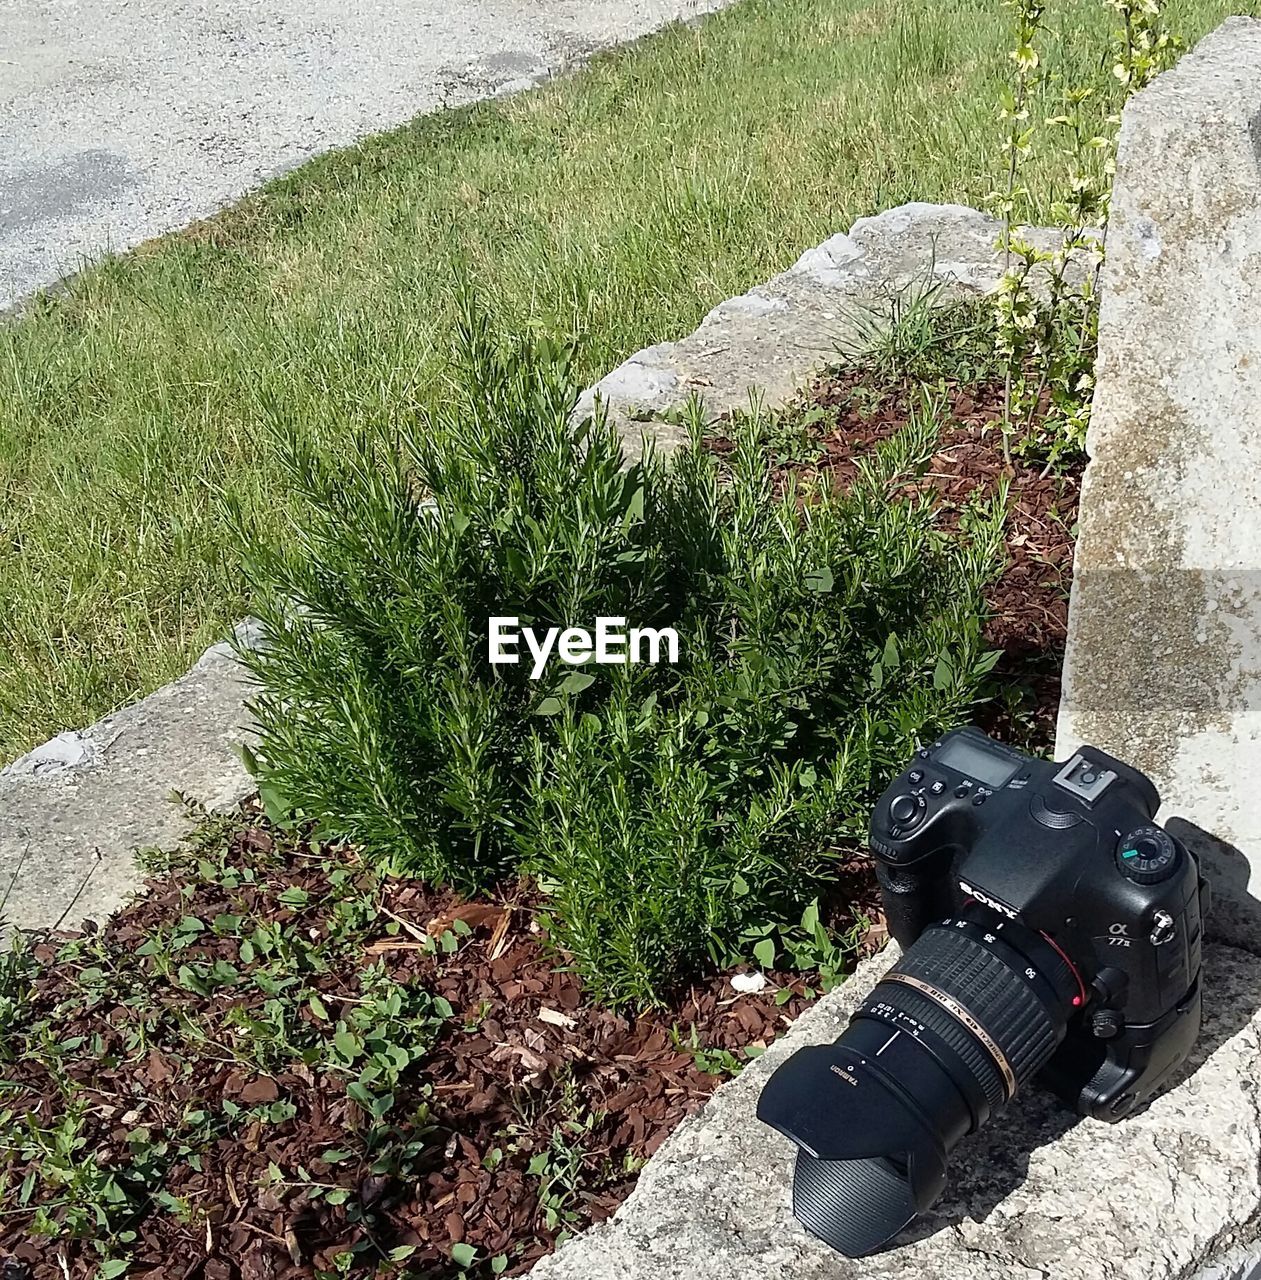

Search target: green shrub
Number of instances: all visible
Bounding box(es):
[238,301,1006,1005]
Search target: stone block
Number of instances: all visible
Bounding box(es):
[0,622,260,933]
[1056,17,1261,945]
[534,940,1261,1280]
[574,203,1066,459]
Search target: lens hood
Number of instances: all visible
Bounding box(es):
[757,913,1078,1255]
[755,1042,949,1256]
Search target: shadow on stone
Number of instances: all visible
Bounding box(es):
[1166,940,1261,1088]
[1168,816,1261,952]
[892,1091,1082,1248]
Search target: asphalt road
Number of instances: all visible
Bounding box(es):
[0,0,720,309]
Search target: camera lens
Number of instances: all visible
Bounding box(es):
[757,904,1081,1256]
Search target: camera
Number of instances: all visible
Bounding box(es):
[756,727,1208,1257]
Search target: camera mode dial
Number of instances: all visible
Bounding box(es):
[1115,826,1180,885]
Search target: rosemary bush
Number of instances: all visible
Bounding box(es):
[239,302,1006,1005]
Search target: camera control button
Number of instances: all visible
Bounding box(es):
[1091,1009,1123,1039]
[890,794,919,825]
[1029,794,1083,829]
[953,782,972,798]
[929,780,946,796]
[908,769,924,783]
[971,793,988,806]
[1150,910,1177,946]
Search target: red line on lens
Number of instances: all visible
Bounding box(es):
[1039,929,1087,1007]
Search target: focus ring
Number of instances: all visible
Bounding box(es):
[891,924,1060,1092]
[868,979,1008,1108]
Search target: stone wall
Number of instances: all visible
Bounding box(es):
[1056,17,1261,948]
[576,202,1065,459]
[0,622,258,932]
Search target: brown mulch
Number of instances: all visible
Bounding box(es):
[0,823,882,1280]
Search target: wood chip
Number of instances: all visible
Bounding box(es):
[426,902,503,937]
[5,811,871,1275]
[377,902,429,942]
[486,909,512,961]
[364,939,430,955]
[537,1006,577,1029]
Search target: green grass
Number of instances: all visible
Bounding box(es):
[0,0,1253,761]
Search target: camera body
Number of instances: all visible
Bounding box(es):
[871,726,1207,1120]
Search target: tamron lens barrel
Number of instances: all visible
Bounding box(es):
[874,919,1076,1104]
[766,911,1080,1256]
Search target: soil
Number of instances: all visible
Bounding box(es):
[0,823,882,1280]
[1,366,1079,1280]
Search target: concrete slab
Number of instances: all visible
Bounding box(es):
[1055,17,1261,947]
[0,0,726,309]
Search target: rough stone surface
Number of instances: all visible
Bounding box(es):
[0,0,729,310]
[0,622,260,932]
[1195,1244,1261,1280]
[534,939,1261,1280]
[575,203,1066,458]
[1056,18,1261,948]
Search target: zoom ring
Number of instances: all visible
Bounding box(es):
[891,924,1061,1093]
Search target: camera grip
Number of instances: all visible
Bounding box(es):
[874,858,949,949]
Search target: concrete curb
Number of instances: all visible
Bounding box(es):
[577,201,1064,460]
[532,941,1261,1280]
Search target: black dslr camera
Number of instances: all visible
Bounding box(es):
[757,728,1207,1257]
